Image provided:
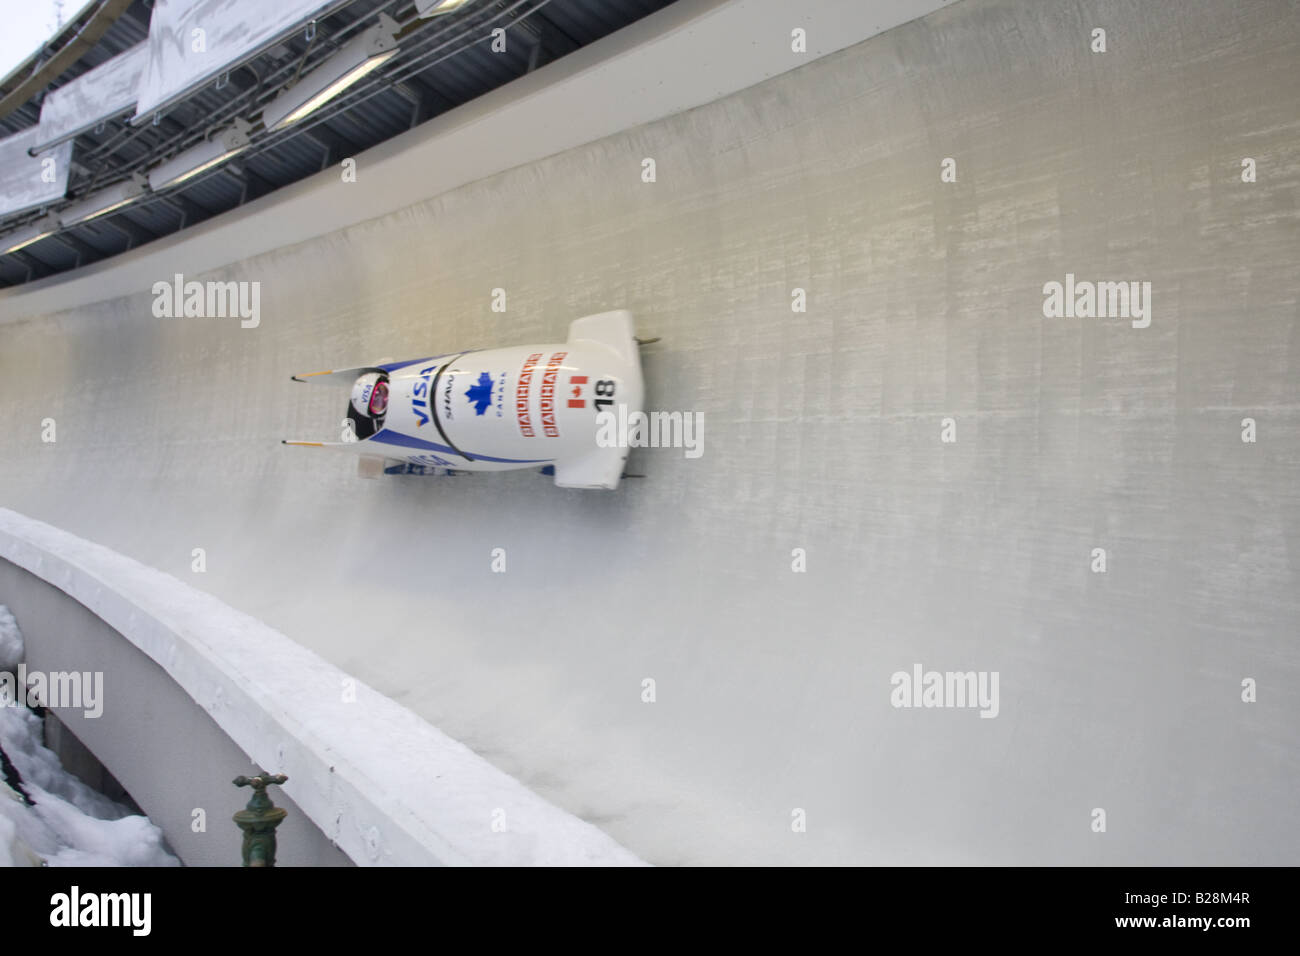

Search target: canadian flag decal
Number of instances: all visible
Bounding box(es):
[568,375,588,409]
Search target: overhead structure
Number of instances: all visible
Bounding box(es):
[147,121,252,190]
[261,16,401,131]
[0,214,61,255]
[0,0,677,287]
[416,0,477,15]
[132,0,346,123]
[57,176,146,226]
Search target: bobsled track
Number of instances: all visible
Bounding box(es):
[2,0,1298,866]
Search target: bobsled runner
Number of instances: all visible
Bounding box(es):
[284,310,647,490]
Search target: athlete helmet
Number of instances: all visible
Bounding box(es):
[351,373,389,417]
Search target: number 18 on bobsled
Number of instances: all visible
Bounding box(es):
[283,310,650,489]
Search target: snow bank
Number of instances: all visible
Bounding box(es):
[0,508,642,866]
[0,605,22,673]
[0,703,178,867]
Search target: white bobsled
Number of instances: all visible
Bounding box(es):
[284,310,647,490]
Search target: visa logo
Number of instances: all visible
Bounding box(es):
[411,365,438,426]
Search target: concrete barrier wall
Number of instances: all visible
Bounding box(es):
[0,558,352,866]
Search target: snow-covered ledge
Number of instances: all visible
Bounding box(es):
[0,508,641,866]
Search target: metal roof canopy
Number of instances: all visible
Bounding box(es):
[0,0,674,288]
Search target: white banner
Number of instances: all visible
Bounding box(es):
[34,43,148,150]
[132,0,343,122]
[0,128,73,218]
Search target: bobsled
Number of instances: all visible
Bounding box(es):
[284,310,648,490]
